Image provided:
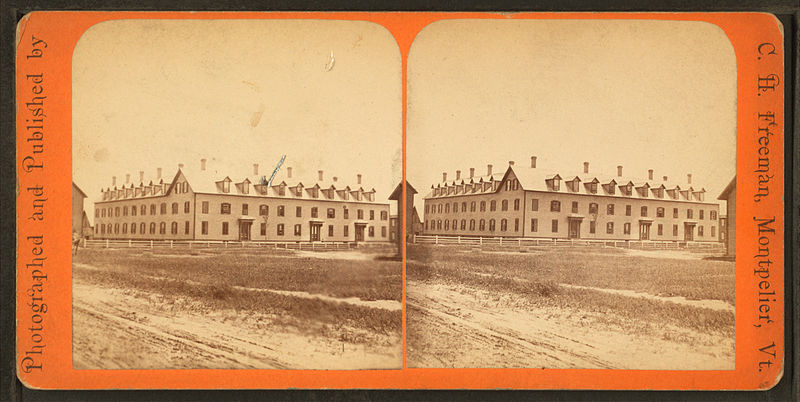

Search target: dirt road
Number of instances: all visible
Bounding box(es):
[407,281,734,369]
[73,277,401,370]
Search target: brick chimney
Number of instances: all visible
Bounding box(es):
[287,167,292,178]
[178,163,184,170]
[687,173,692,184]
[357,174,362,185]
[583,162,589,174]
[663,175,668,182]
[469,167,475,178]
[617,165,623,177]
[318,170,324,181]
[253,163,259,175]
[139,171,144,183]
[125,173,130,184]
[157,168,162,180]
[487,164,493,176]
[333,176,338,182]
[456,170,461,180]
[112,176,116,186]
[508,160,515,166]
[442,172,447,182]
[648,169,654,180]
[531,156,537,168]
[200,158,207,171]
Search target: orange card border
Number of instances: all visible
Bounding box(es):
[15,11,785,390]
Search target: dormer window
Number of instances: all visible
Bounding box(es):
[586,182,598,194]
[222,180,230,193]
[548,178,561,191]
[240,182,249,194]
[693,191,705,201]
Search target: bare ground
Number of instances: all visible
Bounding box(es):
[72,253,401,370]
[407,281,734,369]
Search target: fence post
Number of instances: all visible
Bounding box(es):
[225,241,228,248]
[458,236,461,244]
[479,237,483,245]
[499,237,502,246]
[170,240,173,249]
[129,239,132,247]
[105,239,109,248]
[435,235,439,245]
[518,239,521,247]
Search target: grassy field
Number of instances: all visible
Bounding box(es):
[75,248,402,335]
[407,245,735,336]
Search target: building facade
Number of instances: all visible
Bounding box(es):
[73,182,93,237]
[422,157,721,243]
[717,177,736,256]
[93,160,391,243]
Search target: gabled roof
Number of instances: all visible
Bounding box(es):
[389,181,417,200]
[425,162,710,203]
[73,182,88,198]
[717,176,736,200]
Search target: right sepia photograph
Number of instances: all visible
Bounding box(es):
[405,19,737,370]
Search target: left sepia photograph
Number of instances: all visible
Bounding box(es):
[71,19,403,370]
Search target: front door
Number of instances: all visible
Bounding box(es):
[568,220,581,239]
[639,222,651,240]
[239,221,252,241]
[310,223,321,241]
[355,225,365,242]
[684,223,694,241]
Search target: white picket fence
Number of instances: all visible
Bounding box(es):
[413,235,723,250]
[84,239,360,251]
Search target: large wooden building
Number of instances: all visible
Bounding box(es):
[422,156,721,243]
[93,159,391,243]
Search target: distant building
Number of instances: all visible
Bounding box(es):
[423,156,720,242]
[389,181,418,246]
[717,177,736,257]
[93,159,391,243]
[72,182,92,237]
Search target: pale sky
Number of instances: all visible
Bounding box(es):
[73,19,402,221]
[407,19,736,209]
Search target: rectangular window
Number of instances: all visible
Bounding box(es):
[185,201,190,213]
[711,226,716,237]
[657,224,663,236]
[698,226,704,236]
[589,221,596,234]
[623,223,631,235]
[514,218,519,232]
[277,224,284,236]
[344,208,349,219]
[201,221,208,235]
[530,218,538,232]
[370,210,375,220]
[550,201,561,212]
[202,201,209,214]
[514,199,520,211]
[221,203,231,214]
[261,223,267,236]
[278,205,285,216]
[699,210,705,220]
[656,207,664,218]
[687,209,694,219]
[626,205,631,216]
[607,204,615,215]
[311,207,318,218]
[368,226,375,237]
[673,208,679,218]
[711,211,717,220]
[381,211,388,220]
[531,199,539,211]
[296,206,302,217]
[327,208,335,218]
[606,222,614,234]
[641,206,648,217]
[673,224,679,236]
[185,221,190,234]
[328,225,334,237]
[571,201,578,213]
[552,219,558,232]
[381,226,387,237]
[222,222,228,235]
[343,225,349,237]
[358,209,364,219]
[294,224,301,236]
[242,204,249,215]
